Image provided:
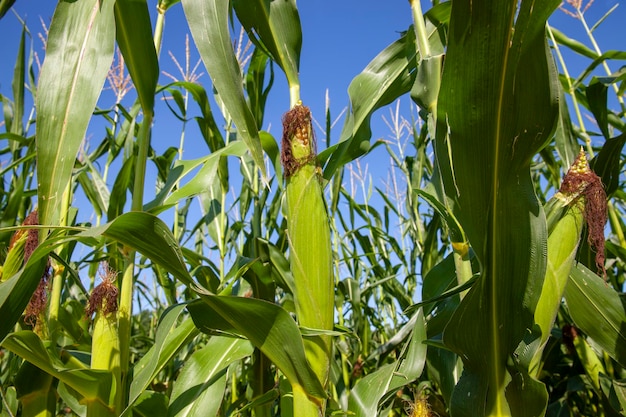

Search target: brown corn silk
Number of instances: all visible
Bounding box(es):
[558,150,607,277]
[281,103,317,177]
[86,263,119,317]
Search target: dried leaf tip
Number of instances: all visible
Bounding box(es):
[280,103,317,178]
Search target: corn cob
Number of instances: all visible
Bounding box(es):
[281,103,332,416]
[530,149,607,376]
[86,263,121,415]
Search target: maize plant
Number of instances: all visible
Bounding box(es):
[0,0,625,416]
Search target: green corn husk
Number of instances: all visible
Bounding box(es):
[530,149,605,376]
[281,103,333,416]
[87,269,121,416]
[1,228,28,282]
[1,211,40,282]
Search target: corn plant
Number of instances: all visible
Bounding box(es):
[1,0,625,416]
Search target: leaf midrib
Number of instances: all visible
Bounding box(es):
[489,4,517,414]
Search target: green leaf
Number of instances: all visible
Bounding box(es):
[1,331,115,409]
[0,0,15,20]
[114,0,159,113]
[81,212,194,287]
[347,363,396,417]
[245,48,273,130]
[321,3,449,179]
[553,84,580,169]
[320,30,416,179]
[564,263,626,368]
[186,295,327,400]
[0,247,49,342]
[573,50,626,88]
[10,25,25,136]
[132,391,170,417]
[435,1,560,415]
[167,336,253,417]
[126,304,199,411]
[161,81,226,153]
[392,308,428,388]
[415,188,465,243]
[233,0,301,93]
[36,0,116,227]
[182,0,266,178]
[549,26,597,59]
[143,141,247,213]
[347,309,427,416]
[590,132,626,197]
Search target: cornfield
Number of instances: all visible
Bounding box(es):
[1,0,625,416]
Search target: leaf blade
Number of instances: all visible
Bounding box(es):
[36,0,116,227]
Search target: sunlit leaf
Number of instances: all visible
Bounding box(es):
[126,304,199,411]
[233,0,301,93]
[114,0,159,113]
[182,0,266,178]
[167,336,253,417]
[36,0,115,227]
[321,2,450,179]
[2,331,115,408]
[187,295,327,400]
[564,263,626,368]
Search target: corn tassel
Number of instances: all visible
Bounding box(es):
[530,149,606,376]
[281,103,332,416]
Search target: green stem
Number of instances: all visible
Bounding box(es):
[118,110,153,403]
[607,202,625,247]
[47,266,63,339]
[48,181,72,338]
[410,0,431,59]
[289,84,301,109]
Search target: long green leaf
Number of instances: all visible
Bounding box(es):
[186,295,327,400]
[1,331,115,408]
[126,304,199,410]
[232,0,301,96]
[590,132,626,196]
[81,212,194,287]
[36,0,115,227]
[143,141,247,213]
[347,363,396,417]
[10,25,25,136]
[435,1,560,415]
[0,0,15,19]
[0,253,48,342]
[564,264,626,368]
[167,336,253,417]
[321,3,449,179]
[348,309,427,417]
[181,0,266,178]
[114,0,159,113]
